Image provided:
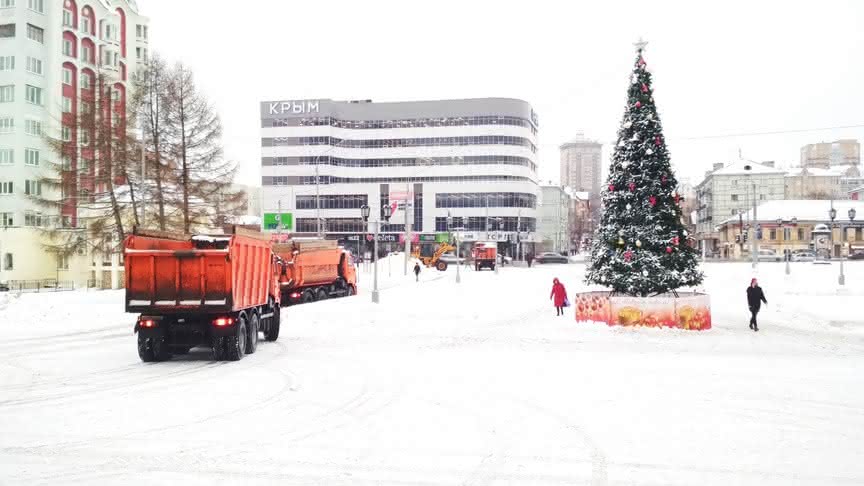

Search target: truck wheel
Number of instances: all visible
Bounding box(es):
[137,335,155,362]
[151,337,171,362]
[211,337,225,360]
[347,285,356,296]
[316,288,328,301]
[302,291,315,304]
[436,261,448,271]
[246,313,259,355]
[265,307,280,342]
[225,317,247,361]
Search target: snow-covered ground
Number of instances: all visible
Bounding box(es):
[1,260,863,485]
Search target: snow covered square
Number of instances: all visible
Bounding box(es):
[1,260,863,485]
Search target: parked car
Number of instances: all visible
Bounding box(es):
[848,251,864,261]
[439,253,466,265]
[0,282,8,292]
[757,249,782,262]
[497,254,513,265]
[791,250,816,262]
[534,252,569,264]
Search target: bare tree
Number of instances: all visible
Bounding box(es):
[133,56,172,230]
[163,62,241,233]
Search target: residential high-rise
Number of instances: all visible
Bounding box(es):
[0,0,149,286]
[559,133,602,195]
[800,139,860,169]
[259,98,541,258]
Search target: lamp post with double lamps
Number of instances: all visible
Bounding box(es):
[446,212,461,284]
[839,207,857,285]
[361,204,392,303]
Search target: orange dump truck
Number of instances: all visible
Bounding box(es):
[473,242,498,271]
[273,239,357,306]
[125,227,281,362]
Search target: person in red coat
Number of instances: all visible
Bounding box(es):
[550,278,568,316]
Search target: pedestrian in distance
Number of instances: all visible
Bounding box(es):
[413,262,421,282]
[527,254,534,268]
[746,278,767,332]
[550,278,568,316]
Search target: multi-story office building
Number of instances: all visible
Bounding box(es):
[259,98,541,257]
[559,133,602,195]
[537,185,570,253]
[0,0,149,286]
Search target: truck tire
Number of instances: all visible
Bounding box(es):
[225,317,247,361]
[211,337,225,360]
[436,261,448,271]
[302,290,315,304]
[265,306,280,342]
[347,285,356,296]
[316,288,328,301]
[138,335,155,362]
[246,313,259,355]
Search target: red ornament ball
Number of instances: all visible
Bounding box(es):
[624,250,634,262]
[661,175,668,184]
[666,246,673,254]
[649,195,657,207]
[674,193,681,204]
[635,101,642,108]
[629,182,636,192]
[672,236,680,246]
[655,135,662,146]
[609,184,615,192]
[641,84,648,93]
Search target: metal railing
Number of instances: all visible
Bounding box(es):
[3,279,74,292]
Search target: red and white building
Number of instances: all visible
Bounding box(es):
[0,0,149,286]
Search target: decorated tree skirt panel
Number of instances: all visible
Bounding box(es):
[574,291,711,330]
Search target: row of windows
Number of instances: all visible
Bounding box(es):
[0,0,44,12]
[435,192,537,209]
[0,84,44,105]
[295,194,369,210]
[0,55,44,75]
[265,135,537,153]
[263,175,535,186]
[0,119,42,136]
[266,115,538,134]
[0,148,41,166]
[0,178,43,195]
[295,218,366,233]
[263,155,537,172]
[0,22,44,41]
[434,216,537,232]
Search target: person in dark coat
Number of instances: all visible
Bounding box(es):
[746,278,767,331]
[527,254,534,268]
[550,278,568,316]
[413,262,421,282]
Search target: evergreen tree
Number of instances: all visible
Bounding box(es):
[586,43,703,296]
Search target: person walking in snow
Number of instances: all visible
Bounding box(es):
[413,262,421,282]
[550,278,568,316]
[746,278,767,332]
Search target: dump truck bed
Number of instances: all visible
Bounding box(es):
[125,232,275,314]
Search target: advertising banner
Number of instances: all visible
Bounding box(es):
[574,292,711,331]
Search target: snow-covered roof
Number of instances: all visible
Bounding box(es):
[785,166,857,177]
[571,191,591,201]
[711,160,785,176]
[233,215,262,226]
[719,199,864,225]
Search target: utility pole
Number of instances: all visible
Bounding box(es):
[404,183,411,276]
[751,182,758,268]
[315,163,322,238]
[277,199,282,237]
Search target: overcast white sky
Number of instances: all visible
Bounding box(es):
[145,0,864,187]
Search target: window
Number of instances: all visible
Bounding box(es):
[769,229,777,240]
[1,212,12,227]
[63,9,73,27]
[79,157,89,172]
[0,117,13,133]
[0,24,14,38]
[62,96,72,113]
[296,194,369,210]
[24,119,41,136]
[82,46,92,64]
[24,210,42,227]
[63,39,74,56]
[24,148,39,166]
[111,89,120,101]
[80,17,90,34]
[26,56,42,75]
[27,0,42,13]
[0,148,11,164]
[0,85,13,102]
[62,155,70,170]
[63,67,73,85]
[24,179,40,195]
[136,25,141,38]
[57,253,69,270]
[0,0,14,8]
[731,194,738,201]
[81,101,91,114]
[0,56,13,71]
[80,131,89,146]
[26,24,43,43]
[783,228,792,241]
[3,253,12,270]
[0,180,12,194]
[61,126,71,141]
[760,194,766,200]
[25,84,42,105]
[81,73,91,89]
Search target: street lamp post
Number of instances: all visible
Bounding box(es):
[447,212,461,284]
[778,217,791,275]
[361,203,392,303]
[839,207,856,285]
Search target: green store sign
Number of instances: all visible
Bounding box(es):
[263,213,293,231]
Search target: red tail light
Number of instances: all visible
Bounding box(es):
[290,292,301,299]
[213,317,234,327]
[140,319,156,328]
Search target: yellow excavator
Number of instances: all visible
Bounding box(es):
[412,242,456,271]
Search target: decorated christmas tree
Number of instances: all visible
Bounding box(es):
[586,42,703,296]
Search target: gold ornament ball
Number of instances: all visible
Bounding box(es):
[618,238,625,246]
[636,240,642,248]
